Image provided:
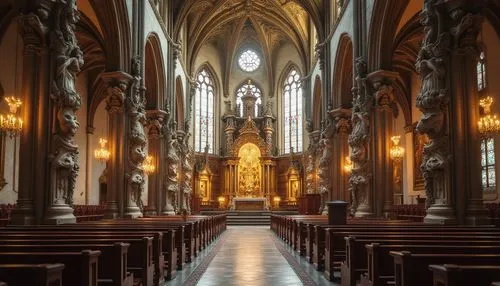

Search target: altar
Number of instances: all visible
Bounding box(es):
[232,197,268,211]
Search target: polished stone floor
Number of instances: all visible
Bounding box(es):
[197,226,302,286]
[167,226,339,286]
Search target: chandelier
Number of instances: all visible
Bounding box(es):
[142,155,156,175]
[389,135,405,161]
[343,156,353,173]
[0,96,23,138]
[478,96,500,138]
[94,138,110,162]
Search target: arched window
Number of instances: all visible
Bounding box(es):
[194,69,215,153]
[236,81,262,117]
[477,50,495,191]
[283,68,303,154]
[477,51,487,92]
[481,138,496,191]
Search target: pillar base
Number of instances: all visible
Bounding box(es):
[124,206,143,219]
[465,199,490,225]
[104,201,119,219]
[10,200,35,225]
[162,203,176,215]
[321,206,328,215]
[424,205,457,225]
[354,204,374,218]
[143,207,157,216]
[383,200,394,219]
[44,205,76,225]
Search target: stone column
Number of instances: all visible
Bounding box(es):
[162,112,179,215]
[144,109,167,216]
[330,108,351,202]
[368,71,398,217]
[178,131,194,214]
[102,72,132,219]
[11,13,46,225]
[224,158,239,209]
[305,130,320,195]
[44,0,86,224]
[349,57,374,218]
[318,105,336,214]
[447,1,489,225]
[223,114,236,154]
[263,102,275,155]
[416,0,487,224]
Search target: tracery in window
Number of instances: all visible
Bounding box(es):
[481,138,496,191]
[236,81,262,117]
[238,50,261,72]
[477,51,487,92]
[283,68,303,154]
[194,69,214,153]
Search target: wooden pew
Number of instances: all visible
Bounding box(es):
[358,242,500,286]
[429,264,500,286]
[391,251,500,286]
[0,251,100,286]
[0,230,171,284]
[0,264,65,286]
[0,237,154,286]
[0,243,131,286]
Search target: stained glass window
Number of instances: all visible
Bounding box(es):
[194,69,214,153]
[477,51,487,92]
[238,50,261,72]
[481,138,496,191]
[236,82,262,117]
[283,68,303,154]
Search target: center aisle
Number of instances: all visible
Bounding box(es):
[195,226,303,286]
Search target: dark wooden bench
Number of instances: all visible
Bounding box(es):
[0,243,131,286]
[391,251,500,286]
[0,251,100,286]
[0,264,65,286]
[429,264,500,286]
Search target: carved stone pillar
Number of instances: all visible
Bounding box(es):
[102,72,132,219]
[42,0,85,224]
[144,109,166,216]
[349,57,374,218]
[368,71,398,217]
[416,0,487,224]
[224,158,239,209]
[305,130,320,195]
[11,13,47,225]
[223,114,236,154]
[162,111,179,215]
[447,1,489,225]
[263,103,275,155]
[123,58,148,219]
[330,108,351,202]
[318,106,336,214]
[261,157,276,209]
[178,131,194,214]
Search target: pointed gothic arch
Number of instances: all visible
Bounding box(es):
[333,33,353,109]
[312,75,322,131]
[175,76,184,130]
[144,33,166,110]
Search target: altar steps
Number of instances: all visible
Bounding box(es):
[226,211,271,225]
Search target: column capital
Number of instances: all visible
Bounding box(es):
[329,108,352,135]
[146,109,167,139]
[101,71,133,114]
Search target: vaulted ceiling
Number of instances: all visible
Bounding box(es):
[172,0,324,74]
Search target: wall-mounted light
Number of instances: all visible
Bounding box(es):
[478,96,500,138]
[343,156,353,174]
[0,96,23,138]
[389,136,405,161]
[94,138,110,162]
[142,155,156,175]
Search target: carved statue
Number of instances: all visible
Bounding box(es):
[163,107,180,214]
[179,133,194,213]
[49,0,83,209]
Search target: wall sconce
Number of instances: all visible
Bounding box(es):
[218,196,226,208]
[478,96,500,138]
[0,96,23,138]
[343,156,353,174]
[142,155,156,175]
[389,136,405,161]
[94,138,110,162]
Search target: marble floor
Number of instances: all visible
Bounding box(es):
[168,226,339,286]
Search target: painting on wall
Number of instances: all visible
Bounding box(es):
[413,126,429,192]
